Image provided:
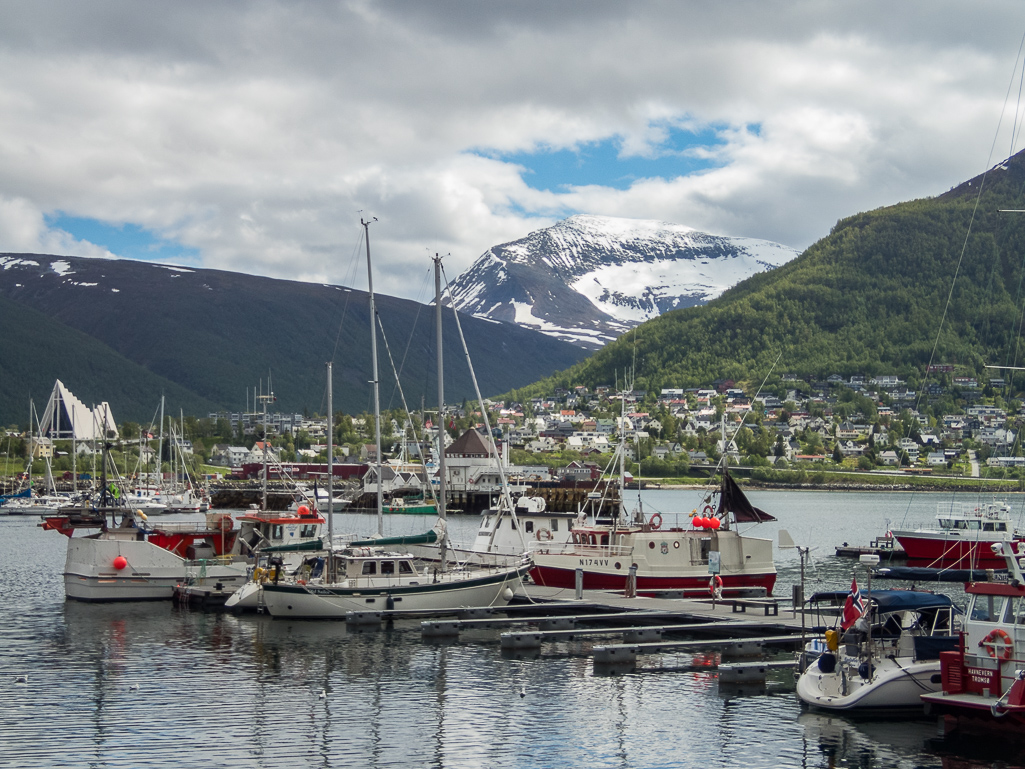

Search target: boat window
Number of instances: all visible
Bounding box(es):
[969,594,1007,623]
[300,525,318,538]
[510,518,517,530]
[938,519,953,529]
[997,523,1007,532]
[550,519,558,532]
[381,561,395,575]
[967,520,981,530]
[600,535,609,546]
[361,561,377,575]
[525,521,534,533]
[983,523,995,532]
[399,561,414,575]
[271,524,284,540]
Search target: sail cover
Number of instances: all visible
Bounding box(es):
[716,472,776,522]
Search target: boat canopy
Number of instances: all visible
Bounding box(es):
[716,472,776,523]
[809,589,954,613]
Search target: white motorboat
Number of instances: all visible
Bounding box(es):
[796,588,959,711]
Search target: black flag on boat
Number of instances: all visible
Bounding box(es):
[716,472,776,523]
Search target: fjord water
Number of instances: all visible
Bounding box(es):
[2,489,1023,768]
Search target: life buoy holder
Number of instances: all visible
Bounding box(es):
[649,513,663,530]
[709,574,723,596]
[980,628,1014,661]
[536,527,552,541]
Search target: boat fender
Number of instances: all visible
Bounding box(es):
[817,652,836,674]
[536,527,552,541]
[649,513,663,530]
[980,628,1014,661]
[858,661,873,679]
[824,628,839,652]
[708,574,723,597]
[703,505,714,515]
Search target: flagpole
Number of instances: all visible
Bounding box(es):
[859,553,880,675]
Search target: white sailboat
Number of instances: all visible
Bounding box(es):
[261,224,528,619]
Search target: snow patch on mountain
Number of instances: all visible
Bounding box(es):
[446,215,800,349]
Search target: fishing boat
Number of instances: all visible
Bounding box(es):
[796,586,959,711]
[529,466,776,597]
[891,501,1022,568]
[921,542,1025,737]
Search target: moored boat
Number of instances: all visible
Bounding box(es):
[891,502,1022,568]
[796,586,959,712]
[921,542,1025,737]
[529,468,776,597]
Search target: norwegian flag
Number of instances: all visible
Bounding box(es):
[840,577,866,630]
[425,420,433,429]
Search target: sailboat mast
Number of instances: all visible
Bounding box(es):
[326,360,334,580]
[362,217,384,535]
[157,395,165,494]
[434,255,448,566]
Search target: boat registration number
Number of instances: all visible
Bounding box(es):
[578,558,609,567]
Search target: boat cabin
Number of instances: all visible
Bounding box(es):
[235,507,325,555]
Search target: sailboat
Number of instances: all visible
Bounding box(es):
[261,225,529,619]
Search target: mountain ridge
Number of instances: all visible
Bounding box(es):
[446,214,799,348]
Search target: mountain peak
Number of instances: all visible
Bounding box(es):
[446,215,799,349]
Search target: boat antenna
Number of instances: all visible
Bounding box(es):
[434,255,448,567]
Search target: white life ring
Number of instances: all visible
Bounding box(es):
[535,527,552,541]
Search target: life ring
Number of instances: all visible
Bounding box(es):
[703,505,714,515]
[649,513,663,530]
[980,628,1014,661]
[219,516,233,533]
[535,527,552,541]
[709,574,723,595]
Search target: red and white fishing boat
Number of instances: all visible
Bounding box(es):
[891,502,1023,568]
[529,469,777,597]
[921,541,1025,737]
[42,502,249,602]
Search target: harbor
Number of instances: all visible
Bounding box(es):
[4,488,1023,768]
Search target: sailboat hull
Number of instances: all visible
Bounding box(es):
[261,563,530,618]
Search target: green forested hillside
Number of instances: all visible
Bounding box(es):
[520,151,1025,395]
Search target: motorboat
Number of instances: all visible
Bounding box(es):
[921,542,1025,737]
[891,501,1022,568]
[796,588,959,711]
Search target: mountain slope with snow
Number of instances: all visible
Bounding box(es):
[447,215,800,348]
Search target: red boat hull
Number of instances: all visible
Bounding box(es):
[529,564,776,597]
[892,533,1018,568]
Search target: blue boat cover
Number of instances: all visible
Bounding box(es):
[808,589,953,613]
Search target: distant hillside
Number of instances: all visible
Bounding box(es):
[0,256,588,426]
[512,149,1025,396]
[446,214,798,349]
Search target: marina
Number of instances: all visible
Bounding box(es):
[4,488,1025,767]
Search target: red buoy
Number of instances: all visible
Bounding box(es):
[709,517,721,530]
[297,505,310,516]
[113,556,128,570]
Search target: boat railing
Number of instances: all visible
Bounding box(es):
[527,540,633,557]
[937,502,1011,520]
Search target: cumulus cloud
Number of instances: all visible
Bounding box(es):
[0,1,1022,298]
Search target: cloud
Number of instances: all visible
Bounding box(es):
[0,1,1022,298]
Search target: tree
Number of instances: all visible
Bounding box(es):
[832,443,843,464]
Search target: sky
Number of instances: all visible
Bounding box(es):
[2,1,1025,301]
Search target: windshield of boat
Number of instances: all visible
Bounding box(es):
[969,594,1009,623]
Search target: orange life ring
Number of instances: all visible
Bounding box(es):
[219,516,233,533]
[709,574,723,595]
[649,513,663,530]
[535,527,552,541]
[980,628,1014,661]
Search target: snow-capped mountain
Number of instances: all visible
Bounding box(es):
[447,215,800,349]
